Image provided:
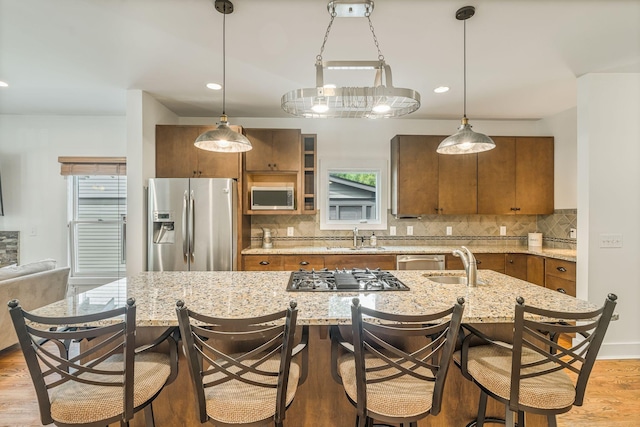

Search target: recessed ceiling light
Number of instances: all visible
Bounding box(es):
[0,81,8,88]
[206,83,222,90]
[434,86,449,93]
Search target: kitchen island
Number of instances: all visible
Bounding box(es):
[34,270,600,427]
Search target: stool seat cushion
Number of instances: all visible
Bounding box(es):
[453,344,576,410]
[50,352,171,424]
[338,353,436,419]
[204,358,301,425]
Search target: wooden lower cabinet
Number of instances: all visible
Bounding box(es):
[446,253,505,273]
[505,253,528,280]
[526,255,545,286]
[242,254,396,271]
[545,258,576,296]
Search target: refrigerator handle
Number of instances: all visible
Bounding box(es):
[182,191,188,260]
[189,190,195,258]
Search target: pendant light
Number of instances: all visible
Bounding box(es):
[437,6,495,155]
[195,0,252,153]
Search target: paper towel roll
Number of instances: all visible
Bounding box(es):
[528,232,543,250]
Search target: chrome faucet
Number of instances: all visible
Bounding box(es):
[452,246,478,287]
[353,227,359,248]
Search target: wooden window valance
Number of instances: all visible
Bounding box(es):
[58,157,126,176]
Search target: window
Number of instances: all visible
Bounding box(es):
[320,159,387,230]
[68,175,126,278]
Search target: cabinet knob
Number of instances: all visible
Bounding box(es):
[510,207,517,211]
[557,266,567,272]
[557,288,567,294]
[476,260,482,265]
[299,261,309,266]
[259,261,270,266]
[273,164,277,168]
[509,259,514,263]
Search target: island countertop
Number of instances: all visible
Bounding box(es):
[35,270,598,326]
[241,245,577,262]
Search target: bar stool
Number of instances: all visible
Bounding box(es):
[7,297,178,427]
[331,297,465,427]
[454,294,617,427]
[175,300,308,427]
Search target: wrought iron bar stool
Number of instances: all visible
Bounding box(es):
[331,297,465,427]
[454,294,617,427]
[175,300,308,427]
[7,297,178,427]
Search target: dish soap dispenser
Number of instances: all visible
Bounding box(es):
[370,232,377,247]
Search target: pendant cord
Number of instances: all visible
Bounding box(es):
[222,3,227,116]
[463,18,467,119]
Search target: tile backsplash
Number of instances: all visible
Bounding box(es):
[249,209,577,250]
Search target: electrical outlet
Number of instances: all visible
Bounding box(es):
[500,226,506,236]
[446,226,452,236]
[389,226,396,236]
[600,233,623,248]
[406,226,413,236]
[569,228,577,239]
[287,227,294,237]
[29,226,37,237]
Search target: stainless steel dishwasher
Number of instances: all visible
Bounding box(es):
[396,254,445,270]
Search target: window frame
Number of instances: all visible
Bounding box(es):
[319,158,388,230]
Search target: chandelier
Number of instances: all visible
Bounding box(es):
[281,0,420,119]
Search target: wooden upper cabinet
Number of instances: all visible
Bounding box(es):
[155,125,241,178]
[244,129,301,172]
[478,136,553,214]
[438,152,478,214]
[391,135,440,216]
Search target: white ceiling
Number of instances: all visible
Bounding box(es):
[1,0,639,120]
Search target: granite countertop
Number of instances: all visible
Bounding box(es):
[33,270,598,327]
[241,245,577,262]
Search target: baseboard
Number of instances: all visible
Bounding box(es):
[596,341,640,359]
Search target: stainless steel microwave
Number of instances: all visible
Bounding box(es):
[251,186,295,210]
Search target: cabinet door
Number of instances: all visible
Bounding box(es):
[505,253,527,280]
[242,255,284,271]
[391,135,439,216]
[438,153,477,214]
[244,129,301,172]
[156,125,241,178]
[478,137,516,214]
[156,125,199,178]
[515,137,554,214]
[526,255,545,286]
[324,255,396,270]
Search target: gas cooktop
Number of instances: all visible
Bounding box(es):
[286,268,409,292]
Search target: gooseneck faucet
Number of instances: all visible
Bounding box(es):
[452,246,478,287]
[353,227,359,248]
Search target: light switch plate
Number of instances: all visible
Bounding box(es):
[600,233,623,248]
[570,228,577,239]
[389,226,396,236]
[446,226,452,236]
[500,226,506,236]
[287,227,294,237]
[407,226,413,236]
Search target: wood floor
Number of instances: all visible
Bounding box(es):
[0,344,638,427]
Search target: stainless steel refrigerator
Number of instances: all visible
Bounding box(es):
[147,178,237,271]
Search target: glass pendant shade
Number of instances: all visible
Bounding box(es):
[437,117,495,154]
[194,115,252,153]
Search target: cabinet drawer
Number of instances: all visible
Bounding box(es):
[242,255,284,271]
[324,255,396,271]
[545,275,576,297]
[446,253,505,273]
[283,255,325,271]
[545,259,576,281]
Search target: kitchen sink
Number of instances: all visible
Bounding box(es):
[326,246,385,251]
[424,274,485,285]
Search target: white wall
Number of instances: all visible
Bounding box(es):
[0,115,126,266]
[126,91,178,275]
[540,107,578,209]
[577,73,640,358]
